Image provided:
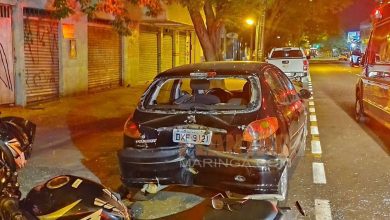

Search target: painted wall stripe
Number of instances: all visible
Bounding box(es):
[311,126,319,135]
[311,140,322,154]
[313,162,327,184]
[315,199,332,220]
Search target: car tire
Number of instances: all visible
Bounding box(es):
[278,166,288,201]
[355,94,365,123]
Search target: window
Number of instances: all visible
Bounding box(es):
[367,20,390,65]
[145,76,260,111]
[263,70,290,104]
[270,49,304,59]
[274,69,300,102]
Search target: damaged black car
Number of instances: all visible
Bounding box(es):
[118,62,311,201]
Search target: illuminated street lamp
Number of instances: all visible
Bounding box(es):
[246,18,255,26]
[246,18,255,60]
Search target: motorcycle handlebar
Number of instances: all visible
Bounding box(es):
[0,197,27,220]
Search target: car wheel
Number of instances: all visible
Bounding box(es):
[278,166,288,200]
[355,96,365,123]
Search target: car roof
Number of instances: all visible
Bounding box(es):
[157,61,270,77]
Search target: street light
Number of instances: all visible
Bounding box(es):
[246,18,255,60]
[246,18,255,26]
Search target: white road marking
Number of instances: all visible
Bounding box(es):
[309,107,316,113]
[313,162,327,184]
[315,199,332,220]
[311,126,319,135]
[310,115,317,122]
[311,140,322,154]
[309,96,314,100]
[309,101,315,106]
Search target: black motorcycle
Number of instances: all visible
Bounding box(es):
[0,116,129,220]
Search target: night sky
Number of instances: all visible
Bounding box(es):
[340,0,378,31]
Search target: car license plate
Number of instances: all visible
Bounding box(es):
[173,129,212,145]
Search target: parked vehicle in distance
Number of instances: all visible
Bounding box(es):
[338,53,349,61]
[355,3,390,128]
[118,61,311,201]
[266,47,309,82]
[350,49,362,67]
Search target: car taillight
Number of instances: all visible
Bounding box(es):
[243,117,279,142]
[124,118,141,138]
[303,60,308,71]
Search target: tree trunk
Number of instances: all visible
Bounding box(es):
[187,5,224,62]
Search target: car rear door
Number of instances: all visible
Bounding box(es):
[263,68,301,157]
[274,68,307,154]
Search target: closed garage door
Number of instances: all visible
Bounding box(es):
[179,33,188,66]
[0,4,14,105]
[88,25,121,91]
[161,34,173,72]
[139,31,158,83]
[24,17,59,104]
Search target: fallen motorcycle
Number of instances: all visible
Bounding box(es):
[0,116,129,220]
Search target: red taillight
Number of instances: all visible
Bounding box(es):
[124,118,141,138]
[303,60,308,71]
[243,117,279,142]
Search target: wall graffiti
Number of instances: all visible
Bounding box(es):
[25,70,56,88]
[0,41,12,91]
[24,17,58,90]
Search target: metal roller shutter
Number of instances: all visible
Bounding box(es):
[179,33,188,66]
[88,25,121,91]
[161,34,173,72]
[139,32,158,83]
[24,18,59,104]
[0,4,14,105]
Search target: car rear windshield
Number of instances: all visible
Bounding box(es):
[143,75,260,111]
[270,49,304,58]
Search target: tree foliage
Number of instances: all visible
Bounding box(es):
[264,0,353,52]
[52,0,354,61]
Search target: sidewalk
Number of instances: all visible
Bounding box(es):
[0,85,147,195]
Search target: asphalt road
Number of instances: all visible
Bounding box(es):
[284,60,390,219]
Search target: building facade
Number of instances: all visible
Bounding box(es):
[0,0,203,106]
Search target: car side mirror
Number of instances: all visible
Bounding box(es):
[299,89,311,99]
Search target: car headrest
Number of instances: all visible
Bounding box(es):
[190,79,210,90]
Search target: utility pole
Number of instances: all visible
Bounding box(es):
[255,0,266,61]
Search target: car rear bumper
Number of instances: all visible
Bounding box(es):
[118,146,287,197]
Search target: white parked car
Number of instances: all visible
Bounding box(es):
[266,47,309,82]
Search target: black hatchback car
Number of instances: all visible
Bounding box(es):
[118,62,311,200]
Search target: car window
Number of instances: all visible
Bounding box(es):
[273,69,300,102]
[367,20,390,65]
[263,69,290,104]
[270,50,304,58]
[145,76,259,111]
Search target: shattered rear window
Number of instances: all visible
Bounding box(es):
[143,75,260,111]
